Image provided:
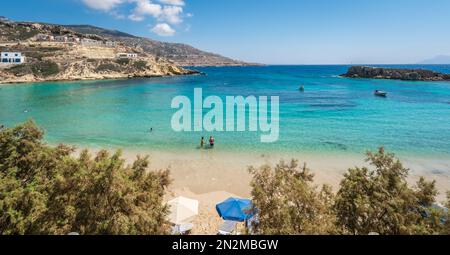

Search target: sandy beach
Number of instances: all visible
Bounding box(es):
[74,148,450,235]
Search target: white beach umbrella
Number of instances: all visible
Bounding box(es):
[167,196,199,225]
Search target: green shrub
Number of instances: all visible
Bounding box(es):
[39,47,62,52]
[0,121,171,235]
[95,63,120,72]
[8,64,32,76]
[24,51,45,61]
[8,61,59,77]
[31,61,60,77]
[133,60,148,70]
[115,58,130,65]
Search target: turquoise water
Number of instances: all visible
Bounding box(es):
[1,65,450,158]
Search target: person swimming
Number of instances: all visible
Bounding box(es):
[209,136,215,148]
[200,136,205,148]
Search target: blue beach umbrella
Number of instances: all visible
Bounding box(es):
[216,198,254,222]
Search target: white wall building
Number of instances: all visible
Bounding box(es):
[1,52,25,64]
[81,38,103,46]
[36,33,49,41]
[105,41,117,47]
[54,35,68,42]
[68,37,80,43]
[117,53,138,59]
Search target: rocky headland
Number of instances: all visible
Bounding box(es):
[0,20,201,84]
[341,66,450,81]
[0,42,199,84]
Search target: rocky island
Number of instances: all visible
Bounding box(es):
[341,66,450,81]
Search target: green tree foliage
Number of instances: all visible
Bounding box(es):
[249,148,448,235]
[0,120,171,235]
[248,160,337,234]
[334,147,440,235]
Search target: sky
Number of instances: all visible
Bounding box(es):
[2,0,450,64]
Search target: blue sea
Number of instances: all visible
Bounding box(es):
[1,65,450,158]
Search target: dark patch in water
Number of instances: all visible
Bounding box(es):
[309,103,357,108]
[323,141,348,151]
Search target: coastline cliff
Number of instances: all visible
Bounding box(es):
[0,21,200,84]
[0,42,199,84]
[341,66,450,81]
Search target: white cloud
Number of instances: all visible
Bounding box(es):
[160,5,183,24]
[158,0,185,6]
[128,0,162,21]
[81,0,124,11]
[81,0,190,35]
[151,23,176,36]
[128,0,183,25]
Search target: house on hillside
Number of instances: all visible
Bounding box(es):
[36,33,48,41]
[68,36,80,43]
[36,33,54,41]
[116,53,138,59]
[81,38,103,46]
[105,41,117,47]
[1,52,25,64]
[54,35,68,42]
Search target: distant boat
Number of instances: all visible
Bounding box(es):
[299,85,305,92]
[374,90,387,97]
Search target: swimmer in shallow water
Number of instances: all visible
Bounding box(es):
[209,136,215,148]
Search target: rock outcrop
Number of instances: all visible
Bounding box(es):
[341,66,450,81]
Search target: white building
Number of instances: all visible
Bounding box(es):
[117,53,138,59]
[36,34,46,41]
[105,41,117,47]
[54,35,68,42]
[81,38,103,46]
[1,52,25,64]
[68,37,80,43]
[36,33,52,41]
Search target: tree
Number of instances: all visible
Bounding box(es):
[248,160,336,235]
[334,147,439,235]
[0,120,171,235]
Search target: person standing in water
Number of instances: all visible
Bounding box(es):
[200,137,205,148]
[209,136,215,148]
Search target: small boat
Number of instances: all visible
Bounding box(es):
[374,90,387,97]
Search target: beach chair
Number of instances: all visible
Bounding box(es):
[217,220,238,235]
[171,223,194,235]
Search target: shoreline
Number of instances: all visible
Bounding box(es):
[0,70,202,85]
[72,147,450,234]
[73,147,450,201]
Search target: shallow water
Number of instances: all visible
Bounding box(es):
[1,65,450,158]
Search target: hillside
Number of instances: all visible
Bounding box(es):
[64,25,252,66]
[0,20,198,84]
